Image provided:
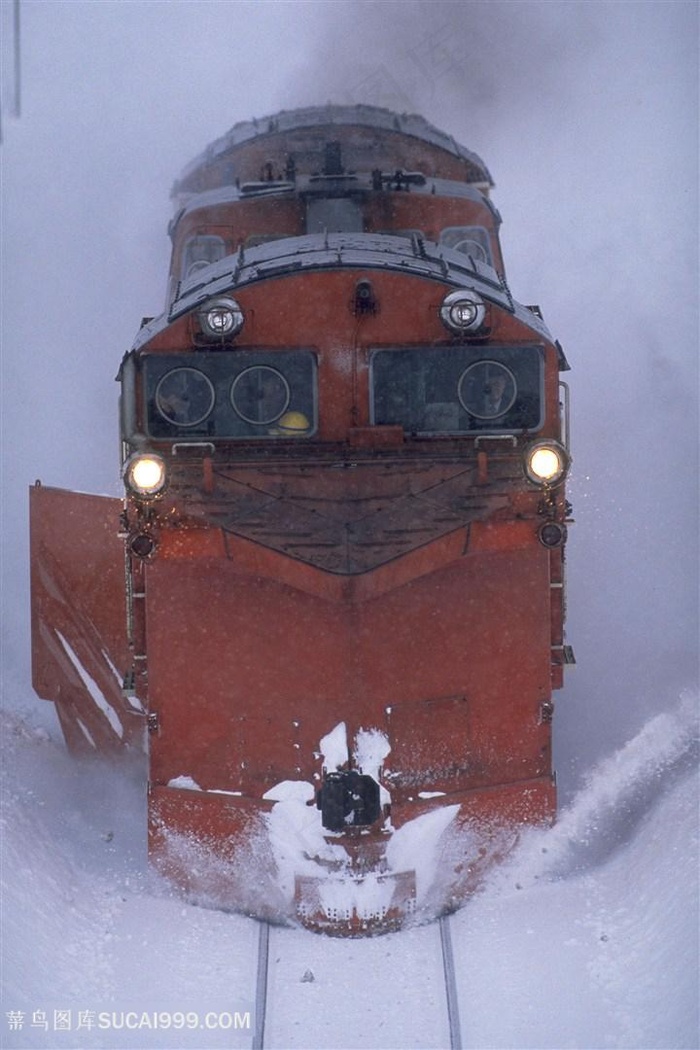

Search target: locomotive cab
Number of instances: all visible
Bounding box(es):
[169,175,505,291]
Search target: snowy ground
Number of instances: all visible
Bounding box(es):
[1,673,697,1050]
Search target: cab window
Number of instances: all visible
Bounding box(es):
[181,236,227,281]
[371,346,543,435]
[440,227,492,265]
[144,350,317,440]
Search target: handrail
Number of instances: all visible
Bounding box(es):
[559,381,571,450]
[172,442,216,456]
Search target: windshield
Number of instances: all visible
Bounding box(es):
[371,345,543,434]
[144,350,317,439]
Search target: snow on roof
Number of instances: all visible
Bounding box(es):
[133,231,552,351]
[171,174,492,226]
[176,103,493,189]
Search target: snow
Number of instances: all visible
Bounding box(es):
[385,805,462,908]
[263,782,315,805]
[318,723,349,771]
[1,691,697,1049]
[263,724,464,924]
[450,700,699,1050]
[166,776,202,791]
[315,870,400,925]
[264,924,452,1050]
[266,780,347,904]
[353,728,391,782]
[55,632,124,740]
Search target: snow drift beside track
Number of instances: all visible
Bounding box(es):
[1,691,697,1049]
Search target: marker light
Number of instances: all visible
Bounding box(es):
[198,296,244,339]
[129,532,157,559]
[524,442,569,486]
[440,289,486,334]
[124,453,167,497]
[539,522,568,548]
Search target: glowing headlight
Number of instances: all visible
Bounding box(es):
[198,296,244,339]
[124,453,167,497]
[524,442,569,485]
[440,289,486,333]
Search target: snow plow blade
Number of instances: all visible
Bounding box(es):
[295,870,417,935]
[29,483,143,756]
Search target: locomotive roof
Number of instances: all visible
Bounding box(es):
[174,104,493,196]
[132,231,552,353]
[171,175,501,229]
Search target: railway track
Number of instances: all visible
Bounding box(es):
[252,921,270,1050]
[439,915,463,1050]
[251,914,463,1049]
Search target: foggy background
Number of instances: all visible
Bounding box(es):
[1,0,698,800]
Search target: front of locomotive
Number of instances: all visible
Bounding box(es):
[119,106,572,934]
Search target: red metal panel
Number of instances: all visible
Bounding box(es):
[146,556,355,793]
[145,529,552,802]
[148,785,282,919]
[29,484,142,756]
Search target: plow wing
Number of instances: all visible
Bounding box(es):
[29,484,143,756]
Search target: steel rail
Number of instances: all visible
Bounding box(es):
[252,921,271,1050]
[252,915,461,1049]
[440,914,463,1050]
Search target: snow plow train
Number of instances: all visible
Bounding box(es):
[30,105,573,934]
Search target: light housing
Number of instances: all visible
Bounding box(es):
[440,289,486,334]
[538,521,568,548]
[524,441,569,486]
[197,296,244,340]
[123,453,167,498]
[129,532,158,559]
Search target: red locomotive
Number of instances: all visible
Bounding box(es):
[30,105,573,933]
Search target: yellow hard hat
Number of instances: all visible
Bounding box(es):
[275,411,310,435]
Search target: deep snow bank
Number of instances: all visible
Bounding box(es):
[451,692,699,1050]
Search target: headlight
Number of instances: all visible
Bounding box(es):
[524,442,569,485]
[198,296,244,339]
[440,289,486,333]
[124,453,167,497]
